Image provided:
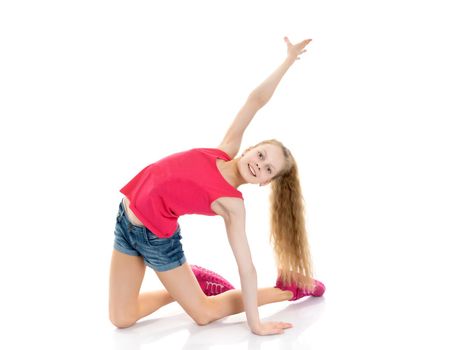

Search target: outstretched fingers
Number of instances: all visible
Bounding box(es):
[284,36,312,60]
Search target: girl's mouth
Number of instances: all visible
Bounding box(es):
[248,163,256,177]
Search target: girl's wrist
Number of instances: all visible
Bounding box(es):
[285,55,297,65]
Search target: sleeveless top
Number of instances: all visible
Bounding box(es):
[120,148,244,238]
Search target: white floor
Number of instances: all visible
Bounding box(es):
[75,258,467,350]
[3,201,466,350]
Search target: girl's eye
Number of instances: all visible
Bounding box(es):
[258,152,263,159]
[268,168,272,174]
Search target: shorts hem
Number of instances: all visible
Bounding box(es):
[146,256,187,272]
[113,243,140,257]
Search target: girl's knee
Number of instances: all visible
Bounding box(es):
[109,310,137,329]
[186,298,218,326]
[110,317,136,329]
[193,315,212,326]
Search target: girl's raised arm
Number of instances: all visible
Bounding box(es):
[218,37,312,158]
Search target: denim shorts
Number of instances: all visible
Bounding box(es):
[113,199,186,272]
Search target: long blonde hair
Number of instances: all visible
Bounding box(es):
[246,139,315,290]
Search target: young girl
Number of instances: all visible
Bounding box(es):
[109,36,325,336]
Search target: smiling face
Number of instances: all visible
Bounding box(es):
[238,143,287,186]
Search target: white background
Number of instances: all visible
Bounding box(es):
[1,0,466,349]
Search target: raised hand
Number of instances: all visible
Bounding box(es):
[284,36,312,61]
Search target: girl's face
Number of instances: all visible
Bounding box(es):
[239,144,286,186]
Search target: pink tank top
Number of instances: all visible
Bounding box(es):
[120,148,243,238]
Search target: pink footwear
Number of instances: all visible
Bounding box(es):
[191,265,235,296]
[275,276,326,301]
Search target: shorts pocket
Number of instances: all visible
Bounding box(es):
[145,231,174,248]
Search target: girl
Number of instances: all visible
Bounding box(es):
[109,36,325,336]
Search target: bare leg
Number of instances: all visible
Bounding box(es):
[155,262,293,326]
[138,287,292,320]
[109,251,292,328]
[136,290,175,318]
[109,250,176,328]
[208,287,293,320]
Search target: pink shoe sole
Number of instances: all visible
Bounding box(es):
[191,264,235,296]
[275,276,326,301]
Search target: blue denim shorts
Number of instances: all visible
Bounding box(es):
[113,199,187,272]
